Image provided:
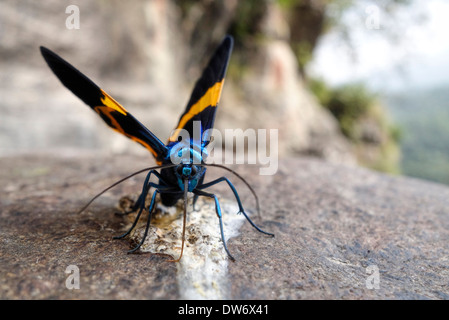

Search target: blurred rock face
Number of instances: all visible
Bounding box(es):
[230,39,353,163]
[0,0,353,165]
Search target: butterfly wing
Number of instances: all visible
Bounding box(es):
[40,46,168,163]
[168,35,233,146]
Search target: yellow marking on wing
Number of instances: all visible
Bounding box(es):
[100,89,128,116]
[94,106,124,135]
[169,79,224,142]
[128,135,159,159]
[93,105,159,160]
[98,90,160,159]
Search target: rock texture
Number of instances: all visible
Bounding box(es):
[0,0,354,164]
[1,154,449,299]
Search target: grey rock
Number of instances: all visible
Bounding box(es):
[1,154,448,299]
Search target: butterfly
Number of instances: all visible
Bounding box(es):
[40,35,274,262]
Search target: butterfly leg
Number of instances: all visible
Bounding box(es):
[126,187,160,254]
[197,177,274,237]
[193,189,235,261]
[127,185,182,254]
[116,169,169,216]
[113,181,162,240]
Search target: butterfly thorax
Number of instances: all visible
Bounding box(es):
[158,141,206,196]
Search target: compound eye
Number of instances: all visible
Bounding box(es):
[176,166,183,176]
[190,166,198,176]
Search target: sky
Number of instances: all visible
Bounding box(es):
[307,0,449,92]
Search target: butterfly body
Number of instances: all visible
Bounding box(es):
[160,140,206,203]
[40,35,273,262]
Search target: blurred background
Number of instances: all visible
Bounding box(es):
[0,0,448,185]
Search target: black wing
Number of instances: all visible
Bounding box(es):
[168,35,233,146]
[40,46,168,163]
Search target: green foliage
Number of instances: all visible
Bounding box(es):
[385,86,449,185]
[308,78,401,173]
[309,79,376,139]
[228,0,268,43]
[292,41,313,73]
[307,77,332,105]
[277,0,303,9]
[389,123,402,144]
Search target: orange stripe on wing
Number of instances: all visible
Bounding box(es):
[169,79,224,142]
[94,90,160,160]
[100,89,128,115]
[94,105,160,160]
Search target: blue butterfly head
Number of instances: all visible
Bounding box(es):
[169,140,207,192]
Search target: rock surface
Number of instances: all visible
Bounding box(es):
[1,154,449,299]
